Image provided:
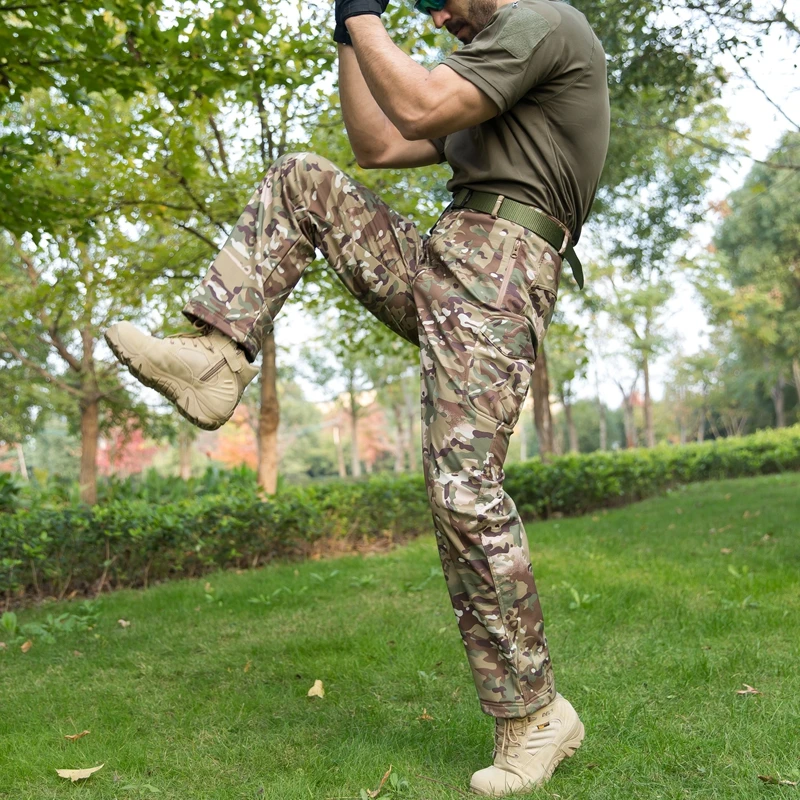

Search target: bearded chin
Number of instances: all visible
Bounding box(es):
[468,0,497,33]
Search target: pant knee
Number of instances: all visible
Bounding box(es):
[270,151,337,182]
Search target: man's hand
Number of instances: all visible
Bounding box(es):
[334,0,389,46]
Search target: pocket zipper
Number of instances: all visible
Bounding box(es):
[497,237,522,306]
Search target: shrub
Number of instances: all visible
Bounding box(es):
[1,426,798,607]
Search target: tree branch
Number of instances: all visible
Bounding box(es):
[11,238,84,373]
[616,121,800,171]
[0,333,82,397]
[174,219,218,251]
[208,114,230,174]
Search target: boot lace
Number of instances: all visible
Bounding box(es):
[165,322,216,351]
[494,717,528,760]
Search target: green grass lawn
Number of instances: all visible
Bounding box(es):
[2,472,799,800]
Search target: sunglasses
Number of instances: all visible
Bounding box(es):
[414,0,447,13]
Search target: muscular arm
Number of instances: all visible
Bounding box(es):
[345,14,498,140]
[338,44,442,169]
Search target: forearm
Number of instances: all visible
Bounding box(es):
[345,15,431,138]
[338,44,395,163]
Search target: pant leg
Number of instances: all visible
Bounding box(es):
[183,152,423,360]
[413,207,562,718]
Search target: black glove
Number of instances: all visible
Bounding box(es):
[339,0,388,21]
[333,17,353,46]
[333,0,390,46]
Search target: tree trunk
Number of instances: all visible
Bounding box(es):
[15,443,28,480]
[258,331,280,494]
[519,413,528,461]
[697,409,706,443]
[598,399,607,451]
[643,353,655,447]
[178,424,193,481]
[771,372,786,428]
[622,397,637,449]
[349,389,361,478]
[563,397,578,453]
[532,344,553,457]
[392,404,405,473]
[595,372,607,451]
[333,424,347,478]
[79,397,99,505]
[793,358,800,403]
[403,380,417,472]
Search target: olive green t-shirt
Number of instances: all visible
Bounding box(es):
[431,0,610,244]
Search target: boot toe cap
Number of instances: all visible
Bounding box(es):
[469,765,526,796]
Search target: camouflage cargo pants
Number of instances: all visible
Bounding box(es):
[184,152,562,718]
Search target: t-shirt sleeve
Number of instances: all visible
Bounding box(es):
[430,136,447,164]
[442,5,562,114]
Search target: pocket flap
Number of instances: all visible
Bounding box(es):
[481,315,536,363]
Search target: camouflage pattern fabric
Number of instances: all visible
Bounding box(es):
[185,152,562,718]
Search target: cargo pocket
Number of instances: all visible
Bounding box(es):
[527,246,562,342]
[466,313,536,430]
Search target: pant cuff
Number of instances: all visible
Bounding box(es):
[480,686,557,719]
[183,302,261,363]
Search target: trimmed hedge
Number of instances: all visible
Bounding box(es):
[2,426,799,606]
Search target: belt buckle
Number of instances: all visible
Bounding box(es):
[490,194,505,218]
[557,228,569,256]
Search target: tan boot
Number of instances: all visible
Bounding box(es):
[470,694,584,797]
[105,321,259,431]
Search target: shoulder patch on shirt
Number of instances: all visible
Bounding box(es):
[496,9,551,59]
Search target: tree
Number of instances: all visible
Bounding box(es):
[697,132,800,424]
[0,90,213,502]
[547,321,590,453]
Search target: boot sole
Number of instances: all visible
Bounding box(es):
[470,719,585,797]
[104,329,233,432]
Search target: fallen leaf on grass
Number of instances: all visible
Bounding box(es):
[759,775,798,787]
[307,679,325,698]
[56,764,104,782]
[20,639,32,653]
[0,642,6,649]
[418,709,434,721]
[204,582,213,592]
[364,765,392,798]
[64,730,90,741]
[73,650,82,657]
[118,619,131,628]
[720,548,733,555]
[737,684,763,695]
[244,660,251,673]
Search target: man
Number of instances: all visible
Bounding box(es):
[105,0,610,794]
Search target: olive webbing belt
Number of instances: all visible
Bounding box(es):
[451,188,584,289]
